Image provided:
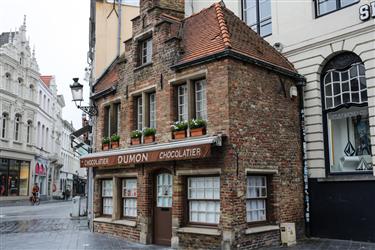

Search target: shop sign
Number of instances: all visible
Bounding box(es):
[80,144,211,168]
[359,2,375,21]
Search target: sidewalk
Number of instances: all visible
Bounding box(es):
[0,198,70,207]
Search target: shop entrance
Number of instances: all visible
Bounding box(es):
[153,172,172,245]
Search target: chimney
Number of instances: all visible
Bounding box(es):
[139,0,184,16]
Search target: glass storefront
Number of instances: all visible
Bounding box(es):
[0,159,30,196]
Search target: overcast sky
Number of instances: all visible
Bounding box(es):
[0,0,90,129]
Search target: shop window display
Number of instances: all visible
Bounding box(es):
[0,159,30,196]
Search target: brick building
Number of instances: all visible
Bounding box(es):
[81,0,305,248]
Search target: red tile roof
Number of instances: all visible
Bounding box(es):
[178,2,296,73]
[40,75,53,87]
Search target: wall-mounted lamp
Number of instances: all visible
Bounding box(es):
[290,85,298,99]
[69,78,98,116]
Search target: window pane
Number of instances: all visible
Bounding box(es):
[190,201,220,224]
[178,85,188,121]
[341,0,356,7]
[149,93,156,128]
[102,180,113,197]
[317,0,337,16]
[137,97,143,130]
[246,199,266,222]
[157,173,172,207]
[124,198,137,217]
[195,80,207,120]
[103,197,113,215]
[328,108,372,173]
[244,0,257,26]
[247,176,267,198]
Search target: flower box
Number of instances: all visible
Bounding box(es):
[173,130,186,139]
[190,127,206,137]
[111,141,119,149]
[102,143,109,151]
[144,135,155,144]
[131,138,141,145]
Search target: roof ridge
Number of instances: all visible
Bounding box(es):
[214,3,231,48]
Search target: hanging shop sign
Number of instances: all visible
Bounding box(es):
[359,1,375,21]
[80,144,211,168]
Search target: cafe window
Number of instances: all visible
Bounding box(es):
[122,179,137,218]
[322,52,372,173]
[102,180,113,215]
[246,176,267,222]
[315,0,359,17]
[14,114,22,141]
[175,79,207,122]
[1,112,9,139]
[243,0,272,37]
[188,176,220,224]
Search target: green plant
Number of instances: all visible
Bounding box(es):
[189,118,207,129]
[130,130,142,139]
[143,127,156,136]
[102,137,110,144]
[171,120,188,132]
[111,134,120,142]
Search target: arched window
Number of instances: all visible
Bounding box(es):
[29,84,34,100]
[47,99,50,113]
[5,73,11,91]
[1,113,9,139]
[17,78,23,96]
[41,125,45,149]
[27,120,32,144]
[322,52,371,173]
[14,114,22,141]
[39,91,42,106]
[43,95,46,110]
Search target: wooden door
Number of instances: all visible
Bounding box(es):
[153,173,172,245]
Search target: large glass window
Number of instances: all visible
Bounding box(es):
[246,176,267,222]
[188,176,220,224]
[19,161,29,196]
[122,179,137,218]
[316,0,359,16]
[102,180,113,215]
[243,0,272,37]
[323,53,371,173]
[0,159,9,196]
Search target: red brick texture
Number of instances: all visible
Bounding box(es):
[90,0,304,249]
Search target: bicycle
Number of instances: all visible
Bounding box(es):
[30,192,40,205]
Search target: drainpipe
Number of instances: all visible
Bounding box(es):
[296,77,310,237]
[117,0,122,57]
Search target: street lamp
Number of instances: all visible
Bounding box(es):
[70,78,98,116]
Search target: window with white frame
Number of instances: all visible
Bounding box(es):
[177,84,188,122]
[323,53,372,173]
[14,114,22,141]
[26,120,32,144]
[116,103,121,133]
[136,96,143,130]
[102,180,113,215]
[195,79,207,120]
[122,179,137,217]
[315,0,358,17]
[1,113,9,139]
[156,173,172,208]
[149,93,156,128]
[243,0,272,37]
[188,176,220,224]
[140,38,152,65]
[246,175,267,222]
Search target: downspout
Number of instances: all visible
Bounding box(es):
[117,0,122,57]
[296,77,310,237]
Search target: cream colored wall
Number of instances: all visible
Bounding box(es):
[185,0,241,17]
[94,2,139,79]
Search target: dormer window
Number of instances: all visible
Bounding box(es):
[140,37,152,65]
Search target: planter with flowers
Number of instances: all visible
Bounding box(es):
[130,130,142,145]
[171,121,188,139]
[111,134,120,149]
[102,137,110,151]
[189,118,207,137]
[143,127,156,144]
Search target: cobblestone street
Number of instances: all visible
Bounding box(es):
[0,201,168,250]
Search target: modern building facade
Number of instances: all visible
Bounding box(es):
[81,0,305,248]
[187,0,375,243]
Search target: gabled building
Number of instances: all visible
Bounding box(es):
[81,1,305,248]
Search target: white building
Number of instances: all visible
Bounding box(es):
[0,18,39,199]
[187,0,375,242]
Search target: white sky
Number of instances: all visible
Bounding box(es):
[0,0,90,129]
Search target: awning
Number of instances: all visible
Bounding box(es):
[80,136,222,168]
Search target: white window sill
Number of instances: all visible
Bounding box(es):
[245,225,280,235]
[94,217,137,227]
[177,227,220,236]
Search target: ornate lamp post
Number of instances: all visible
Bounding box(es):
[69,78,98,116]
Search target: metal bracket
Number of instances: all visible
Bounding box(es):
[78,105,98,117]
